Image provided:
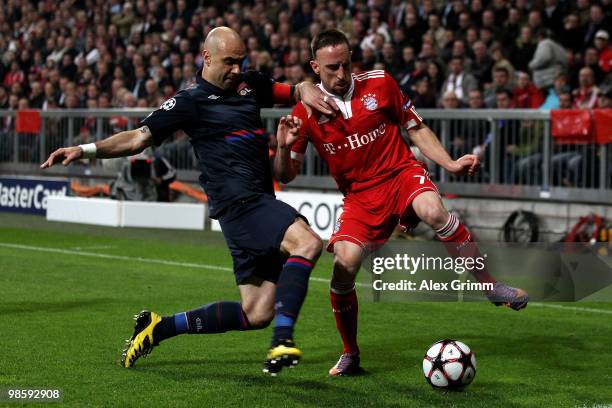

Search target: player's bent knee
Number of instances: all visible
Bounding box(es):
[333,252,361,279]
[244,308,274,329]
[296,232,323,261]
[419,205,449,229]
[332,241,363,280]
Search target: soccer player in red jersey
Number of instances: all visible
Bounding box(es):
[274,29,529,376]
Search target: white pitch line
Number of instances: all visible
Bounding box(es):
[2,242,611,315]
[70,245,116,251]
[0,242,365,287]
[529,302,612,315]
[0,242,231,272]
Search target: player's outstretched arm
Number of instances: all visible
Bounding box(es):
[274,115,302,183]
[408,124,480,177]
[40,126,154,169]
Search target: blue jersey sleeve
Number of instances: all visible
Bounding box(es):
[139,91,195,145]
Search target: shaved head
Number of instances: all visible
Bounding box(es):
[203,27,244,56]
[202,26,247,91]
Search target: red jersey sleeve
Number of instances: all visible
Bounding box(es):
[289,103,310,161]
[272,83,293,105]
[385,73,423,130]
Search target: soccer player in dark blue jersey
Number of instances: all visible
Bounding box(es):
[41,26,339,376]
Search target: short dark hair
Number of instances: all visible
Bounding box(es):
[495,88,512,98]
[311,29,350,58]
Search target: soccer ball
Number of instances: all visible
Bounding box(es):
[422,339,477,390]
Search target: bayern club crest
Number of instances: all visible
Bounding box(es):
[361,93,378,111]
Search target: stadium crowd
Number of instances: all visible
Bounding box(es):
[1,0,611,113]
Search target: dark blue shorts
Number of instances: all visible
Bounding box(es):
[218,194,307,285]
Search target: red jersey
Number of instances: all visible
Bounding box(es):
[291,70,423,194]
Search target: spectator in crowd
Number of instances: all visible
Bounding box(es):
[440,90,470,159]
[582,47,606,85]
[559,13,584,53]
[594,30,612,74]
[401,11,425,54]
[440,56,477,105]
[484,67,513,108]
[558,90,573,109]
[542,0,569,37]
[3,62,24,88]
[583,4,611,46]
[426,60,444,93]
[496,88,514,109]
[573,67,600,109]
[540,72,570,109]
[381,43,400,77]
[528,29,567,89]
[144,79,163,107]
[471,40,494,85]
[511,25,537,73]
[441,90,462,109]
[513,71,545,108]
[481,9,500,41]
[501,7,522,48]
[29,82,46,109]
[401,56,429,95]
[467,89,485,109]
[426,13,446,50]
[497,86,543,185]
[490,42,516,84]
[132,65,149,99]
[395,46,416,87]
[412,77,437,108]
[465,88,490,179]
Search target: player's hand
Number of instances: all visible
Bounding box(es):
[447,154,480,176]
[40,146,83,169]
[299,82,339,118]
[276,115,302,149]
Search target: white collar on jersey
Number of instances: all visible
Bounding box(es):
[317,77,355,120]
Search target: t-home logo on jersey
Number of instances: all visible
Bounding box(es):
[0,178,69,215]
[323,123,387,155]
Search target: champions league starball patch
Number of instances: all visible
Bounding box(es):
[160,98,176,111]
[361,93,378,111]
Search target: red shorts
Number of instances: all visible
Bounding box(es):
[327,165,439,252]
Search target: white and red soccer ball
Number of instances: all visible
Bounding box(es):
[422,339,477,389]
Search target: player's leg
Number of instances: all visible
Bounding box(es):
[409,190,528,310]
[325,189,394,376]
[122,198,287,369]
[274,218,322,343]
[121,279,266,369]
[263,218,322,375]
[328,240,365,376]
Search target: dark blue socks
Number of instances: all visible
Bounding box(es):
[271,256,314,345]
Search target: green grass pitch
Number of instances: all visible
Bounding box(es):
[1,213,611,407]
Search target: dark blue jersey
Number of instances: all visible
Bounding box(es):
[140,70,276,218]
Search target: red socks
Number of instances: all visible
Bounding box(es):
[330,288,359,354]
[436,213,497,285]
